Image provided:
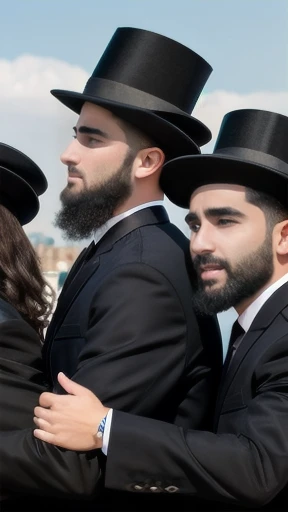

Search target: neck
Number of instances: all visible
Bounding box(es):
[235,269,288,315]
[114,191,164,216]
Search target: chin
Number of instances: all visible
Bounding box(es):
[66,183,83,194]
[60,185,80,204]
[204,281,225,293]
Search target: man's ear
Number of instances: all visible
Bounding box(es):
[134,147,165,179]
[276,220,288,256]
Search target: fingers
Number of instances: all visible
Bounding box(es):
[39,392,55,408]
[39,391,78,409]
[57,372,92,396]
[33,416,51,431]
[34,406,53,421]
[34,429,58,445]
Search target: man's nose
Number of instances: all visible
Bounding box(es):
[190,228,215,257]
[60,140,81,166]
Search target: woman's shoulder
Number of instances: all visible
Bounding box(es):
[0,297,22,322]
[0,297,43,370]
[0,300,47,431]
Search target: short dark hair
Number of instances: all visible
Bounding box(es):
[245,187,288,229]
[114,115,160,154]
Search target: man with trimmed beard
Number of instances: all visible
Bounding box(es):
[0,27,222,508]
[34,109,288,510]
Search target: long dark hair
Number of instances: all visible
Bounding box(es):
[0,204,55,340]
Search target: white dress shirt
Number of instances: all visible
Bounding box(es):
[103,272,288,455]
[238,273,288,333]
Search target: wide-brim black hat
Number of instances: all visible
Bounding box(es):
[0,143,48,225]
[160,109,288,208]
[51,27,213,156]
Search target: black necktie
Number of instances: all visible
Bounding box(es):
[83,240,96,263]
[222,320,245,377]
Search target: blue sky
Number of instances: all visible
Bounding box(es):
[0,0,287,344]
[1,0,287,93]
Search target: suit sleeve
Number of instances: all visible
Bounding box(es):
[0,324,102,498]
[105,336,288,508]
[64,263,215,425]
[0,263,215,496]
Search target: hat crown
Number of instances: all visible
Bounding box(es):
[86,27,212,114]
[160,109,288,209]
[215,109,288,165]
[51,26,212,150]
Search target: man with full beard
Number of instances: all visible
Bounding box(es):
[0,27,222,508]
[34,109,288,510]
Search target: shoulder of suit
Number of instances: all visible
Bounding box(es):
[139,221,189,246]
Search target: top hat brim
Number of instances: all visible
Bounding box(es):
[0,166,39,225]
[51,90,201,159]
[154,111,211,147]
[0,143,47,196]
[160,154,288,208]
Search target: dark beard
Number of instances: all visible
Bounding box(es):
[191,234,274,315]
[54,151,134,241]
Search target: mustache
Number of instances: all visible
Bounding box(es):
[68,166,84,179]
[193,254,230,274]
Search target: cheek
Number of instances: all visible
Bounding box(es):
[224,225,265,254]
[92,147,128,172]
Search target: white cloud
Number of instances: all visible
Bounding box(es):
[195,90,288,148]
[0,55,88,113]
[0,55,287,244]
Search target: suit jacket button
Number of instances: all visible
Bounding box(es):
[165,486,179,493]
[134,485,143,491]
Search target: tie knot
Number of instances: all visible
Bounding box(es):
[84,241,96,262]
[229,320,245,348]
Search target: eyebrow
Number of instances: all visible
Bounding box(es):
[185,207,246,225]
[185,212,199,225]
[73,125,109,139]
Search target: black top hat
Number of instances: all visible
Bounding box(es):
[0,143,48,225]
[51,27,213,159]
[160,109,288,208]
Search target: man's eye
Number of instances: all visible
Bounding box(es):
[190,224,200,233]
[88,138,101,146]
[217,218,235,226]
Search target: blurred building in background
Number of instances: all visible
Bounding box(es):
[28,231,81,294]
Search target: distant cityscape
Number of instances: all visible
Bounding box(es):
[28,231,81,293]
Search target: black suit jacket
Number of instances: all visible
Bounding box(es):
[0,207,222,503]
[0,298,45,431]
[105,280,288,509]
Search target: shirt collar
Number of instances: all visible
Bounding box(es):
[238,273,288,333]
[93,200,165,245]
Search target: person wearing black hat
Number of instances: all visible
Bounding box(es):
[36,109,288,509]
[0,28,222,507]
[0,143,53,432]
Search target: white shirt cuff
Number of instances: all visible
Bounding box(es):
[102,408,113,456]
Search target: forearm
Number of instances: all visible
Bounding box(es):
[105,409,288,508]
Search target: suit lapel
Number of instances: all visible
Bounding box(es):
[214,280,288,421]
[91,205,169,256]
[45,242,94,339]
[214,328,263,420]
[45,206,169,342]
[58,241,95,295]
